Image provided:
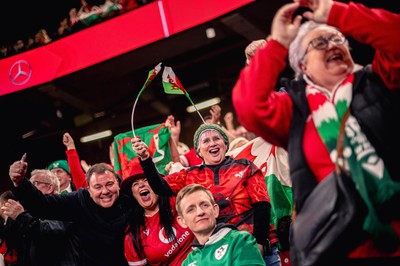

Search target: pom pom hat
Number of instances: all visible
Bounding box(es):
[193,123,229,153]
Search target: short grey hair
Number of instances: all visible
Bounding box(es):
[30,169,61,194]
[288,21,341,79]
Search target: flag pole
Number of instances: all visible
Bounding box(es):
[161,66,206,124]
[131,62,162,137]
[185,95,205,124]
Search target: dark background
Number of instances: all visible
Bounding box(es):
[0,0,81,45]
[0,0,398,192]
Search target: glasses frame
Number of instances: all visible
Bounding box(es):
[301,32,347,62]
[32,180,51,187]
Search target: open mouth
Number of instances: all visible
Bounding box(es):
[140,190,150,201]
[209,147,220,155]
[327,51,344,62]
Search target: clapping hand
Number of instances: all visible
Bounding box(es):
[1,199,24,220]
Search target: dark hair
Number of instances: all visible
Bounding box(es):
[127,196,176,258]
[0,190,17,239]
[0,190,16,204]
[85,163,119,186]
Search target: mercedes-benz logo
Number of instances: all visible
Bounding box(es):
[9,60,32,85]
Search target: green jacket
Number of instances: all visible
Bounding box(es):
[182,223,265,266]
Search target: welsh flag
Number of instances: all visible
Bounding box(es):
[162,66,203,122]
[230,137,293,230]
[162,67,187,95]
[143,62,162,89]
[113,123,172,179]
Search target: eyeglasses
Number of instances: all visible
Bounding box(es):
[32,181,51,187]
[301,32,347,61]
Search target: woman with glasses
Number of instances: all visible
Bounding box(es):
[232,0,400,265]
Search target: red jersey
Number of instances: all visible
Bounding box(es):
[165,157,269,232]
[124,198,194,266]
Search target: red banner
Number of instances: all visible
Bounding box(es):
[0,0,253,96]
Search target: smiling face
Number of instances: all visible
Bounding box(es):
[299,27,354,90]
[87,170,120,208]
[130,177,159,215]
[197,130,227,165]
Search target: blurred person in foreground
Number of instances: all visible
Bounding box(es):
[232,0,400,265]
[176,183,265,266]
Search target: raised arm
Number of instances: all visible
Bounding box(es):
[63,132,87,189]
[164,115,182,163]
[223,112,236,136]
[9,160,79,220]
[9,159,27,188]
[232,3,300,147]
[131,137,174,197]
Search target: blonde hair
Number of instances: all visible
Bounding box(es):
[175,184,215,216]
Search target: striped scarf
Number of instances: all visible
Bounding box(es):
[305,74,400,247]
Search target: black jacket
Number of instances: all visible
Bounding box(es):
[5,212,79,266]
[11,179,137,266]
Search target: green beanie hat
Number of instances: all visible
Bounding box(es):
[48,160,70,175]
[193,123,229,153]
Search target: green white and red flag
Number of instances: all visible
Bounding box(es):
[162,66,205,123]
[113,123,172,179]
[144,62,162,89]
[230,137,293,232]
[162,66,187,95]
[131,63,162,137]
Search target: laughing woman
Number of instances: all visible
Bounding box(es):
[122,167,194,266]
